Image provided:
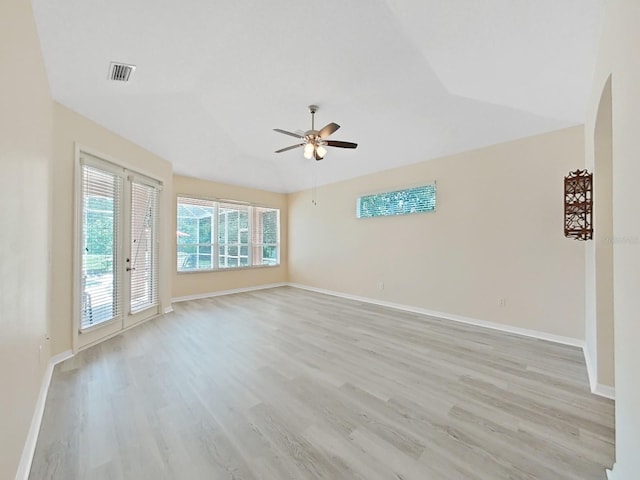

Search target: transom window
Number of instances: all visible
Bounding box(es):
[357,184,436,218]
[177,196,280,272]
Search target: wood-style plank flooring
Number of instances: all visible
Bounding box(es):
[30,287,615,479]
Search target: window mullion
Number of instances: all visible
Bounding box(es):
[213,203,219,270]
[248,206,253,267]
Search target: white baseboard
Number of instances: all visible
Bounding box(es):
[15,350,73,480]
[288,283,584,348]
[49,350,74,366]
[163,306,174,314]
[583,343,597,392]
[594,384,615,400]
[582,343,615,400]
[606,465,615,479]
[172,282,288,304]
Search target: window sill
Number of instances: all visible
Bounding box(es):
[177,263,281,274]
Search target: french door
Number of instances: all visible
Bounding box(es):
[76,152,161,349]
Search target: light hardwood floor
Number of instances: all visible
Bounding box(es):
[30,287,614,479]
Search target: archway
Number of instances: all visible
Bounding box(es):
[593,74,614,391]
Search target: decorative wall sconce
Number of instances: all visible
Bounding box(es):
[564,169,593,240]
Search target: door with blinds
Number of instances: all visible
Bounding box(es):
[77,153,161,349]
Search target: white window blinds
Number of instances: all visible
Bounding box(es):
[80,164,123,330]
[252,207,280,266]
[130,181,160,313]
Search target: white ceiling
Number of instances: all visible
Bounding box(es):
[31,0,604,193]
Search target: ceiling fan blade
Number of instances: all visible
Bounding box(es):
[275,143,304,153]
[314,150,324,161]
[318,122,340,138]
[274,128,304,139]
[326,140,358,149]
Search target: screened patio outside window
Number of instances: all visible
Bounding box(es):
[177,196,280,272]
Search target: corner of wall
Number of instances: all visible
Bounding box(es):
[14,350,73,480]
[583,342,615,399]
[583,342,598,392]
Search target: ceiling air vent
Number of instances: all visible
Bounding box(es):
[108,62,136,82]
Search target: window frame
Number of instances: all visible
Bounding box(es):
[176,195,280,273]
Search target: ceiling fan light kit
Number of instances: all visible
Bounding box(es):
[274,105,358,161]
[303,142,316,159]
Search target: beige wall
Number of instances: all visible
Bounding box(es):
[289,127,586,340]
[172,175,288,299]
[0,0,53,478]
[51,103,173,355]
[586,1,640,477]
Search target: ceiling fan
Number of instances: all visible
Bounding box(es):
[274,105,358,161]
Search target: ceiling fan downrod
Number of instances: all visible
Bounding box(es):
[309,104,318,131]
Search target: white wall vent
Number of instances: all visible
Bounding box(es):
[108,62,136,82]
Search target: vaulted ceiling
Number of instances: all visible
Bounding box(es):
[31,0,604,193]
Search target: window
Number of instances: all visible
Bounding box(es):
[177,196,280,272]
[176,197,214,271]
[356,184,436,218]
[253,207,279,266]
[218,203,249,268]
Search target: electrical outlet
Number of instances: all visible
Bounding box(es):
[378,282,385,291]
[498,298,507,307]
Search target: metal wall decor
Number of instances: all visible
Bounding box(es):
[564,169,593,240]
